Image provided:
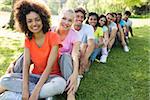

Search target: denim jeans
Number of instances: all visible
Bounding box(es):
[0,73,66,99]
[59,53,73,81]
[90,48,101,63]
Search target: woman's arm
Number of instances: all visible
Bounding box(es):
[81,39,95,68]
[29,45,59,100]
[103,30,109,47]
[22,47,31,100]
[66,41,80,94]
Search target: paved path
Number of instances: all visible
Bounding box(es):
[130,18,150,27]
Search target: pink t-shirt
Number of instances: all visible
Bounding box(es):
[51,27,80,55]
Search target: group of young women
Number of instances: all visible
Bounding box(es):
[0,0,132,100]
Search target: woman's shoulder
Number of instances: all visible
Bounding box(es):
[46,31,59,38]
[103,25,108,29]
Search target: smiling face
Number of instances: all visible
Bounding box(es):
[74,11,85,26]
[26,11,43,34]
[99,17,106,26]
[106,14,113,24]
[88,15,98,27]
[59,10,74,30]
[117,14,122,23]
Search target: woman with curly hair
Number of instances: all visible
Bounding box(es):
[0,0,66,99]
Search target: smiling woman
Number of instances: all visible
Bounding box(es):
[0,0,66,100]
[51,9,81,100]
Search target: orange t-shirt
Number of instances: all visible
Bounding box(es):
[25,31,61,75]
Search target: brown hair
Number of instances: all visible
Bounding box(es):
[14,0,51,39]
[74,7,86,20]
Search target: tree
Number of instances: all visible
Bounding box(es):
[65,0,78,9]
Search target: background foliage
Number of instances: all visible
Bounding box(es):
[0,0,149,16]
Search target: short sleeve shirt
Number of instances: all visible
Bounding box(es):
[119,19,126,28]
[51,27,81,55]
[125,19,132,27]
[77,24,95,43]
[25,31,61,75]
[108,22,118,33]
[94,26,108,44]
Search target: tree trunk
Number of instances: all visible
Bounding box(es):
[8,0,16,29]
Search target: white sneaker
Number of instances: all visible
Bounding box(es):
[100,55,107,63]
[124,45,129,52]
[46,97,53,100]
[76,75,83,91]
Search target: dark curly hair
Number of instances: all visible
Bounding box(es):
[14,0,51,39]
[86,12,99,27]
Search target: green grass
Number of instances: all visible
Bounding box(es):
[0,26,149,100]
[76,26,150,100]
[0,32,24,76]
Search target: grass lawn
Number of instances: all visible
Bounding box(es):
[0,26,150,100]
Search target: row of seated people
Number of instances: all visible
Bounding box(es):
[0,1,133,99]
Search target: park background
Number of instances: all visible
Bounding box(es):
[0,0,150,100]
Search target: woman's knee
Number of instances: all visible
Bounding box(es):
[0,91,22,100]
[0,74,11,87]
[0,74,23,92]
[52,77,66,92]
[39,77,66,98]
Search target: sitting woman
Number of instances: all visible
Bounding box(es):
[86,13,109,63]
[51,9,81,100]
[0,0,66,100]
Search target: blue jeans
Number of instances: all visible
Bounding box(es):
[90,48,101,63]
[0,73,66,99]
[59,53,73,81]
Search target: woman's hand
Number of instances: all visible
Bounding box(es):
[29,90,39,100]
[66,73,78,95]
[5,63,14,74]
[22,90,29,100]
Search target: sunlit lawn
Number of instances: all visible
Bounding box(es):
[76,26,150,100]
[0,26,149,100]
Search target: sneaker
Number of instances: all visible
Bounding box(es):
[46,97,53,100]
[76,75,83,91]
[124,45,129,52]
[100,55,107,63]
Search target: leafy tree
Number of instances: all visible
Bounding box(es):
[65,0,78,9]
